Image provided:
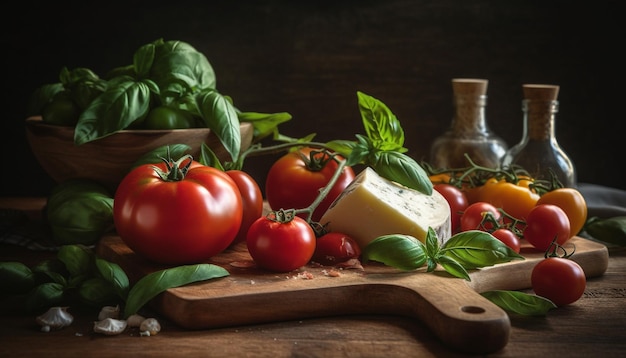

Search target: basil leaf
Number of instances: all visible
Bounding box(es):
[123,264,229,318]
[325,139,357,158]
[0,262,36,294]
[95,258,130,300]
[199,143,225,170]
[78,277,119,308]
[131,144,193,168]
[196,90,241,162]
[133,41,156,78]
[356,91,405,152]
[24,282,65,312]
[481,290,556,316]
[57,245,94,278]
[436,255,470,280]
[584,216,626,246]
[237,111,292,141]
[370,151,433,195]
[362,234,427,271]
[75,78,155,144]
[441,231,525,269]
[150,39,216,91]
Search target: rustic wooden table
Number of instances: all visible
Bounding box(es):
[1,197,625,357]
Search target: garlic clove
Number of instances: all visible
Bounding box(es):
[139,318,161,336]
[97,305,121,321]
[93,318,128,335]
[36,307,74,332]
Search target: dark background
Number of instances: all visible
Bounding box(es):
[2,0,621,197]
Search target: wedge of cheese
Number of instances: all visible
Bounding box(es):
[319,167,451,249]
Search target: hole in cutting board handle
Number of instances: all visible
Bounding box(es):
[461,305,486,314]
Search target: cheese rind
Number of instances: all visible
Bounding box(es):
[319,167,451,249]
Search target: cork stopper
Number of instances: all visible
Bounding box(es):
[523,84,559,101]
[452,78,488,96]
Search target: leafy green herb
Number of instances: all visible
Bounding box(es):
[361,234,427,271]
[584,216,626,246]
[481,290,556,316]
[440,230,524,269]
[362,228,523,279]
[1,245,230,317]
[326,91,433,195]
[0,262,36,294]
[123,264,229,318]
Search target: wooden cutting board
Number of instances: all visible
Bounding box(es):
[96,234,608,354]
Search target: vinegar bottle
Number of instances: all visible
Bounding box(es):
[500,84,577,187]
[429,78,508,169]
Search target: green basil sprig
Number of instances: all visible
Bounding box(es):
[362,228,558,315]
[327,91,433,195]
[362,228,524,280]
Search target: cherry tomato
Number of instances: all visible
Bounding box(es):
[537,188,587,238]
[246,211,316,272]
[226,170,264,246]
[491,228,521,253]
[434,183,469,234]
[312,232,361,266]
[460,202,502,232]
[265,147,355,222]
[531,257,586,306]
[42,94,80,126]
[113,159,243,265]
[143,106,198,129]
[524,204,571,251]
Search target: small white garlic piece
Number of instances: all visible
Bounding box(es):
[93,318,128,335]
[36,307,74,332]
[126,314,146,328]
[139,318,161,336]
[97,305,120,320]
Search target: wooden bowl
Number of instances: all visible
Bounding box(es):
[25,116,254,192]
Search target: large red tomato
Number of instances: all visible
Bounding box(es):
[113,158,243,265]
[226,170,264,245]
[265,147,355,222]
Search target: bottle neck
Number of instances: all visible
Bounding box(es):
[451,94,488,133]
[523,99,558,141]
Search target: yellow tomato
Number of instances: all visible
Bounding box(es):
[477,179,540,221]
[536,188,587,238]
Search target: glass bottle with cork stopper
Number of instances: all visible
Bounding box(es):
[429,78,508,169]
[500,84,577,187]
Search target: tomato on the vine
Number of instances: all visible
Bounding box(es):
[226,170,264,246]
[531,257,586,306]
[246,210,316,272]
[524,204,571,251]
[491,228,521,253]
[265,147,355,222]
[460,202,502,232]
[434,183,468,234]
[113,157,243,265]
[537,188,587,238]
[312,232,361,266]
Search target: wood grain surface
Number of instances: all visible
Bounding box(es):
[95,234,608,354]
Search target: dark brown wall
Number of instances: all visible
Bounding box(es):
[2,0,621,196]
